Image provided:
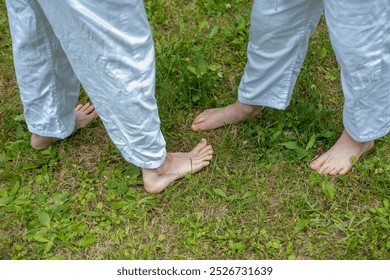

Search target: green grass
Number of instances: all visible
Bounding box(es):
[0,0,389,260]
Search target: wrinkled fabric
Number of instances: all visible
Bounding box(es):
[238,0,390,142]
[6,0,166,169]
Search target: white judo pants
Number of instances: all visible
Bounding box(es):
[6,0,166,169]
[238,0,390,142]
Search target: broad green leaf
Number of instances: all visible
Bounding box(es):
[187,66,197,76]
[34,194,46,203]
[295,148,309,159]
[197,20,207,33]
[280,141,301,150]
[293,220,308,235]
[45,256,67,260]
[196,52,208,76]
[383,199,389,210]
[321,182,336,200]
[105,179,128,194]
[44,240,54,254]
[0,151,10,162]
[0,196,13,207]
[23,162,39,170]
[38,212,51,228]
[59,192,70,202]
[305,134,316,150]
[53,192,69,204]
[369,208,377,214]
[96,202,104,210]
[213,188,228,199]
[192,91,201,103]
[319,131,336,138]
[227,194,239,201]
[33,233,49,243]
[13,114,25,121]
[270,130,283,142]
[48,204,63,213]
[9,181,20,196]
[11,198,30,205]
[111,200,128,209]
[85,211,101,217]
[229,242,246,253]
[242,191,256,199]
[209,26,218,37]
[77,234,97,248]
[0,189,7,197]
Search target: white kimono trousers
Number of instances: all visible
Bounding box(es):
[6,0,166,169]
[238,0,390,142]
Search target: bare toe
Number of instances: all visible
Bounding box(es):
[142,139,213,193]
[318,164,332,175]
[75,103,99,129]
[328,169,340,176]
[309,130,374,176]
[309,155,327,171]
[191,138,208,153]
[338,168,349,175]
[83,104,96,114]
[75,104,83,111]
[199,145,213,156]
[77,103,90,112]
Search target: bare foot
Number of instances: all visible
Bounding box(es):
[30,103,99,150]
[191,101,261,131]
[75,103,99,129]
[309,129,374,175]
[142,138,213,194]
